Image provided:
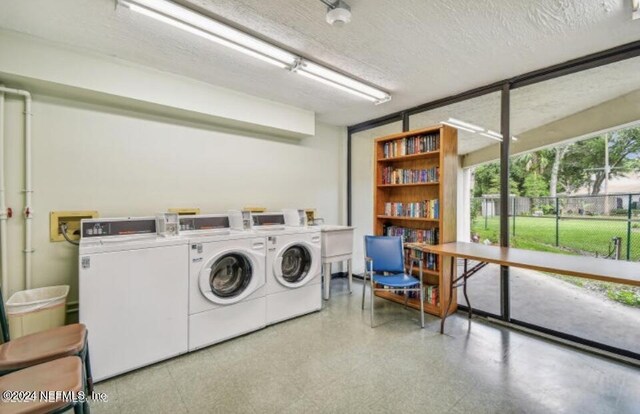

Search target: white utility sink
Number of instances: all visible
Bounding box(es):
[319,225,355,260]
[317,225,356,300]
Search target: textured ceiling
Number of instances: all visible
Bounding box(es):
[410,56,640,154]
[0,0,639,126]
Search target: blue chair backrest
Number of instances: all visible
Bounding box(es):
[365,236,404,273]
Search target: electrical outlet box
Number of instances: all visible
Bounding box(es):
[305,209,316,223]
[50,210,99,242]
[168,208,200,215]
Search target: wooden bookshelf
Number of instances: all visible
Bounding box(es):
[373,124,458,318]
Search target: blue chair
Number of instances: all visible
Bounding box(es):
[362,236,424,328]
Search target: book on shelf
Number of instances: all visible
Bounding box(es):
[383,199,439,219]
[384,284,439,305]
[382,133,439,158]
[425,285,439,306]
[384,225,439,245]
[408,249,438,271]
[381,166,439,185]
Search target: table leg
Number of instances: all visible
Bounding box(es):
[463,259,472,319]
[440,256,455,334]
[347,259,353,294]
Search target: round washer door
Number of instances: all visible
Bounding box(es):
[273,242,316,288]
[199,250,260,305]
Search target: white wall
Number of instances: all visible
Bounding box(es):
[350,122,403,274]
[2,94,346,314]
[0,30,315,138]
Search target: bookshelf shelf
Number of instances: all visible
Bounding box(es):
[374,290,440,314]
[377,150,440,163]
[376,216,439,222]
[373,124,458,318]
[377,182,439,188]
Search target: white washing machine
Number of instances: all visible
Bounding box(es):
[185,214,267,351]
[251,212,322,325]
[79,217,189,381]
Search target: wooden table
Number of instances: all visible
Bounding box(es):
[409,242,640,334]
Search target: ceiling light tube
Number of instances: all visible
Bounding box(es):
[447,118,484,132]
[299,61,390,102]
[117,0,390,104]
[511,136,519,141]
[487,130,503,138]
[441,121,476,133]
[118,0,297,67]
[479,132,503,142]
[123,3,290,68]
[297,70,379,102]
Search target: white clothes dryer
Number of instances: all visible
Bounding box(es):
[250,211,322,324]
[188,228,266,351]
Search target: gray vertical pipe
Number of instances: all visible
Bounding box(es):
[347,130,352,226]
[500,83,510,321]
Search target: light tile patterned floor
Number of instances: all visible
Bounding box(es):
[91,279,640,413]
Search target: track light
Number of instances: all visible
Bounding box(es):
[117,0,390,104]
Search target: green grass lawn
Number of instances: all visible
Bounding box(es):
[472,216,639,259]
[471,216,640,308]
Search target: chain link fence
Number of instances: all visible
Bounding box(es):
[471,194,640,261]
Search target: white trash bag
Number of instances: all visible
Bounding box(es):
[5,285,70,338]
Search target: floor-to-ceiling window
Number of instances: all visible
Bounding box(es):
[507,56,640,356]
[349,47,640,360]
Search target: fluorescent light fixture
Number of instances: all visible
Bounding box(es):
[479,132,503,142]
[123,3,290,68]
[298,61,390,103]
[485,130,517,141]
[441,121,476,133]
[119,0,296,68]
[117,0,390,104]
[297,71,378,102]
[447,118,484,132]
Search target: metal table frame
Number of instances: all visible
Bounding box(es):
[440,258,488,334]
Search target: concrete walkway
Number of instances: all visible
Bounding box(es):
[458,262,640,354]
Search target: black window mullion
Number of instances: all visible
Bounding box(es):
[500,83,511,322]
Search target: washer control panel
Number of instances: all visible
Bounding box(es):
[81,218,156,238]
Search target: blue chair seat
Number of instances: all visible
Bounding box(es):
[372,273,420,288]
